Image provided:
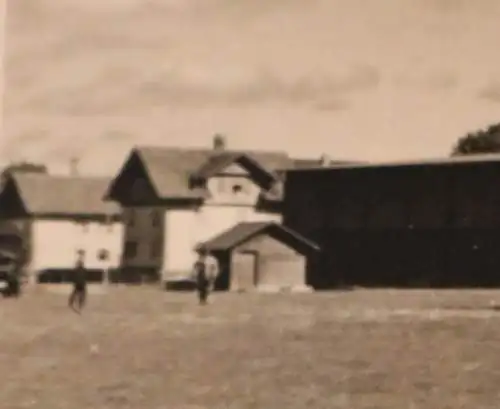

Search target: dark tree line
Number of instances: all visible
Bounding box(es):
[452,123,500,156]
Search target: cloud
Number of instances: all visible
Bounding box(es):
[416,0,499,15]
[1,130,52,159]
[15,63,380,114]
[478,82,500,103]
[393,70,458,92]
[195,0,321,21]
[313,98,350,112]
[424,72,458,90]
[102,130,135,143]
[419,0,465,13]
[1,126,136,166]
[136,63,380,109]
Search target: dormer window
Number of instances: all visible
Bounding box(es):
[232,184,243,194]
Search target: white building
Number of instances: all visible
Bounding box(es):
[0,173,124,283]
[105,136,293,283]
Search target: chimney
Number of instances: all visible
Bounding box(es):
[213,134,227,152]
[70,157,80,176]
[320,154,331,167]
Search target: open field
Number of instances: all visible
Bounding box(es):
[2,288,500,408]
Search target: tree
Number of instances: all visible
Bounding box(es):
[452,123,500,156]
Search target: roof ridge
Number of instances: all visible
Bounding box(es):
[135,144,290,156]
[199,221,319,252]
[287,152,500,172]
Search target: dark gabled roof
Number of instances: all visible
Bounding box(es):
[197,221,320,253]
[199,222,268,250]
[130,146,293,199]
[135,147,209,199]
[192,151,292,179]
[193,152,241,179]
[7,173,120,216]
[111,144,362,201]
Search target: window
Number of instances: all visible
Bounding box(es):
[97,249,109,261]
[232,184,243,194]
[124,241,138,259]
[150,239,162,259]
[150,210,161,227]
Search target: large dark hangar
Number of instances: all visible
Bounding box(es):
[283,154,500,289]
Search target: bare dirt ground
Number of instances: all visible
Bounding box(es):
[2,288,500,408]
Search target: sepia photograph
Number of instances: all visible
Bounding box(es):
[1,0,500,407]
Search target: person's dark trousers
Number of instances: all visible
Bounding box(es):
[4,276,20,298]
[197,283,209,305]
[10,278,20,297]
[69,285,87,312]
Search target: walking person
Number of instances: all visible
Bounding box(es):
[69,253,87,313]
[193,249,219,305]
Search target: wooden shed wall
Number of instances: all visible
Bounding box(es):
[230,234,306,290]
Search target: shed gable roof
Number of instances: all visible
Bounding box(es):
[8,174,120,216]
[198,222,320,253]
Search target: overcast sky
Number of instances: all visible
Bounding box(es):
[3,0,500,174]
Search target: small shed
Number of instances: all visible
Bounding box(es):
[198,222,320,292]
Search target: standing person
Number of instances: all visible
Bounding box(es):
[205,252,220,292]
[3,260,20,298]
[193,249,219,305]
[8,260,21,297]
[69,253,87,313]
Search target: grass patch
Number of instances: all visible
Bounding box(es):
[1,288,500,408]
